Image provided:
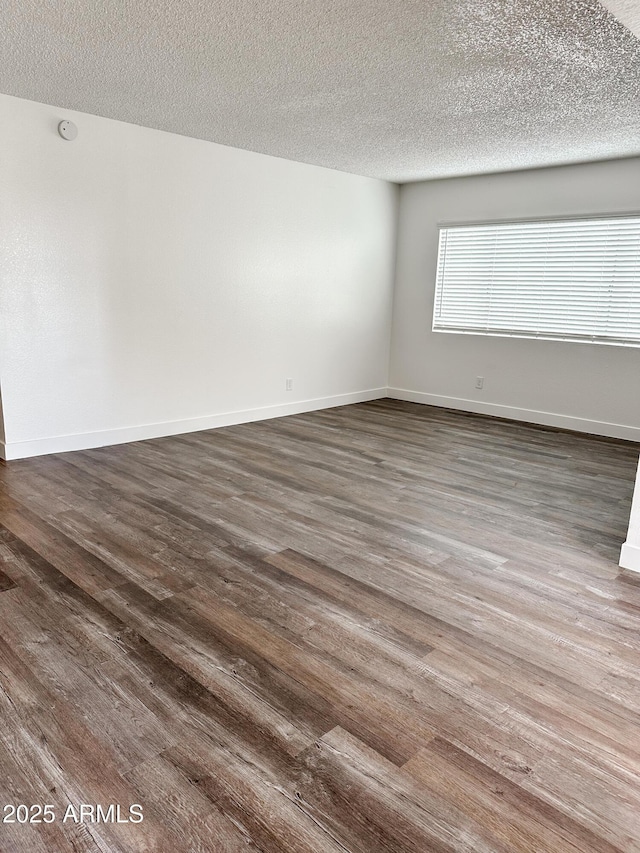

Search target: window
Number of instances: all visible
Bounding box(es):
[433,216,640,347]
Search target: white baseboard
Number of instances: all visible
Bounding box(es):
[620,542,640,573]
[3,387,637,461]
[386,388,640,443]
[1,388,387,460]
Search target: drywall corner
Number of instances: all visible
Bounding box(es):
[620,456,640,572]
[0,385,6,460]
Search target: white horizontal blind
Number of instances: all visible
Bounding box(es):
[433,216,640,346]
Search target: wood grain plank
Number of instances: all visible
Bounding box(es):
[0,399,638,852]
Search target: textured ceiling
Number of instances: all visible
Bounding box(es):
[1,0,640,182]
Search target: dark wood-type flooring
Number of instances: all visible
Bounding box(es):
[1,399,640,852]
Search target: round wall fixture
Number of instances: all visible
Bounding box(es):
[58,120,78,141]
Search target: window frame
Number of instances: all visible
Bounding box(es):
[432,212,640,348]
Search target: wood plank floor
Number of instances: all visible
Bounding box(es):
[1,399,639,852]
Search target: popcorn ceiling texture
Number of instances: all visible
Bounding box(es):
[1,0,639,181]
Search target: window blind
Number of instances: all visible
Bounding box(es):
[433,216,640,347]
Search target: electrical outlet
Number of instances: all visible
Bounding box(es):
[286,378,293,392]
[475,376,484,390]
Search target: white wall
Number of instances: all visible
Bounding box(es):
[620,458,640,573]
[389,158,640,441]
[0,94,398,459]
